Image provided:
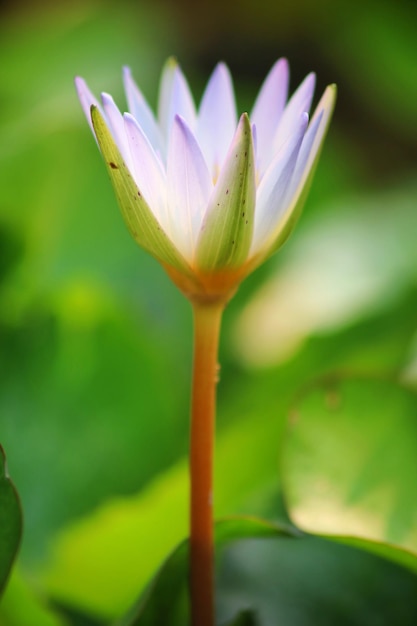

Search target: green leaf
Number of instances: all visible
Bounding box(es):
[0,569,64,626]
[217,531,417,625]
[39,408,287,620]
[116,516,294,626]
[282,376,417,572]
[39,291,417,619]
[91,106,195,279]
[196,114,256,271]
[0,446,22,597]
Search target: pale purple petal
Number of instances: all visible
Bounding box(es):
[123,67,164,156]
[157,58,176,136]
[251,58,289,176]
[74,76,102,135]
[252,123,258,160]
[286,85,336,202]
[101,92,133,171]
[158,61,196,142]
[272,72,315,157]
[124,113,168,230]
[167,115,213,259]
[251,113,309,254]
[196,63,237,181]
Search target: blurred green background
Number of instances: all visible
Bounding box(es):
[0,0,417,623]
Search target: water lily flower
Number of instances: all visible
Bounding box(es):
[75,59,336,303]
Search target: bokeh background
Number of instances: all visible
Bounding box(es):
[1,0,417,624]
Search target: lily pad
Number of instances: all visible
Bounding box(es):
[217,531,417,625]
[116,516,294,626]
[282,376,417,572]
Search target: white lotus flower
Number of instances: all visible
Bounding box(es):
[75,58,336,302]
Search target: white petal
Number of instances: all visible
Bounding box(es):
[251,113,309,254]
[167,115,213,259]
[74,76,102,135]
[251,85,336,263]
[157,58,176,135]
[196,63,237,180]
[123,67,164,156]
[272,72,315,157]
[101,93,133,171]
[287,85,337,202]
[124,113,169,230]
[252,123,258,160]
[158,60,196,142]
[251,58,289,176]
[91,106,192,275]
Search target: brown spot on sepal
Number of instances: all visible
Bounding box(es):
[109,162,118,169]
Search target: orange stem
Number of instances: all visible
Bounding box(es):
[189,301,224,626]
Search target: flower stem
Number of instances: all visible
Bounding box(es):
[189,300,224,626]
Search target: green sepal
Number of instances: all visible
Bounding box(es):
[0,446,23,597]
[196,114,256,271]
[91,106,193,276]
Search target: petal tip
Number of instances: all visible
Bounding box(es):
[165,56,178,70]
[328,83,338,98]
[240,111,251,130]
[101,92,113,103]
[122,66,133,83]
[74,76,89,95]
[173,112,187,128]
[274,57,289,73]
[321,84,338,113]
[123,111,136,126]
[306,71,316,87]
[90,104,100,126]
[214,60,231,76]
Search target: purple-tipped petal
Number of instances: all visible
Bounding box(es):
[158,60,196,141]
[196,63,237,180]
[253,84,337,263]
[76,59,335,284]
[91,106,192,275]
[101,92,132,171]
[251,112,309,255]
[75,76,102,135]
[167,115,213,259]
[157,58,176,134]
[272,72,316,157]
[251,58,289,176]
[123,67,164,156]
[124,113,168,230]
[252,123,258,160]
[286,85,337,202]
